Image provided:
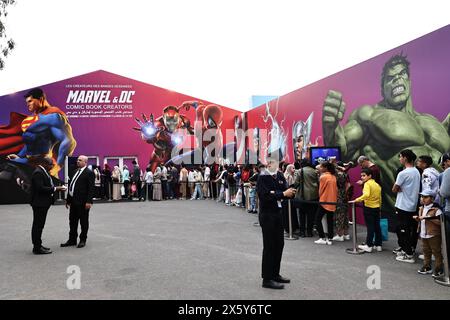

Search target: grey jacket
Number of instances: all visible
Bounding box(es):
[292,166,319,201]
[440,167,450,212]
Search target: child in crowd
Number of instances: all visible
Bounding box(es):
[413,190,444,278]
[349,168,382,253]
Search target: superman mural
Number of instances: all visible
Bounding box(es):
[0,88,76,202]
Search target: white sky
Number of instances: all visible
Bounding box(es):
[0,0,449,111]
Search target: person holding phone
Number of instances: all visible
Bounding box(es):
[30,157,67,254]
[257,154,297,289]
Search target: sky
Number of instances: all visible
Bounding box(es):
[0,0,449,111]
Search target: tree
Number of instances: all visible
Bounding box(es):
[0,0,16,70]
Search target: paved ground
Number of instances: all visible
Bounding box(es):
[0,199,449,300]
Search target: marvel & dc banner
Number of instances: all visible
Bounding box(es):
[0,71,241,204]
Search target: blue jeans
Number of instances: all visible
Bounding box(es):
[191,184,203,199]
[249,188,256,210]
[364,206,382,247]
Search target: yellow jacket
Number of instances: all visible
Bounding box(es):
[354,179,381,208]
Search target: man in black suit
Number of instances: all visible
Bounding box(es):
[61,155,95,248]
[257,155,296,289]
[30,157,67,254]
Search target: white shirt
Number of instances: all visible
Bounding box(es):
[69,166,86,197]
[188,171,195,182]
[422,167,440,204]
[420,203,442,239]
[395,167,421,212]
[204,167,211,181]
[161,166,168,180]
[144,171,153,184]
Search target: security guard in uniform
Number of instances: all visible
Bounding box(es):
[257,155,296,289]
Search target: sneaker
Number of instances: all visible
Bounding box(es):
[332,235,344,242]
[358,244,373,253]
[396,253,415,263]
[375,246,382,252]
[417,266,433,275]
[314,238,328,245]
[343,235,351,241]
[396,250,405,257]
[326,240,333,245]
[432,269,444,278]
[418,254,435,261]
[393,247,402,254]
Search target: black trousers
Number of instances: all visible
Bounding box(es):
[146,184,153,201]
[161,180,168,199]
[134,180,142,198]
[211,181,218,199]
[296,201,318,235]
[31,206,50,249]
[363,206,382,247]
[315,206,334,239]
[260,212,284,280]
[69,204,90,242]
[104,180,112,199]
[395,208,415,255]
[170,181,177,198]
[124,180,130,198]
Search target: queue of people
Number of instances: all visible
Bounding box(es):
[62,149,449,287]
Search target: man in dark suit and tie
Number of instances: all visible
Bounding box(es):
[30,157,67,254]
[257,154,296,289]
[61,155,95,248]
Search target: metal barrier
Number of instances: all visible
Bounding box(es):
[285,199,298,240]
[346,202,364,255]
[435,212,450,286]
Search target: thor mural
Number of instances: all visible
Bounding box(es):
[322,54,450,212]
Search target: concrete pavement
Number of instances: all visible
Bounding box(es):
[0,199,448,300]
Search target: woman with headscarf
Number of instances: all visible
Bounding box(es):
[153,166,162,201]
[111,165,122,201]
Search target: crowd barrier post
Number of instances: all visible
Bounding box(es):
[435,213,450,287]
[346,202,364,255]
[285,199,299,240]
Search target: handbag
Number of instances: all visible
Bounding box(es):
[374,218,389,242]
[380,218,389,241]
[131,183,137,193]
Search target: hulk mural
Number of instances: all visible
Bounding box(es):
[322,54,450,212]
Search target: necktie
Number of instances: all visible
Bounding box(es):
[69,169,82,196]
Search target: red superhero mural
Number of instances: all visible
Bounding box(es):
[133,101,224,170]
